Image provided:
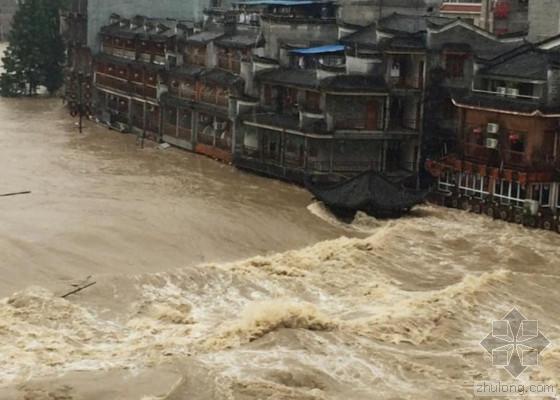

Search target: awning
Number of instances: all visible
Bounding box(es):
[290,44,345,55]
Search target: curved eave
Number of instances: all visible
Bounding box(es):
[452,98,560,118]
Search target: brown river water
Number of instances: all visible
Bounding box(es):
[0,43,559,399]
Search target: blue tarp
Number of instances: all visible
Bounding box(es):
[290,44,345,55]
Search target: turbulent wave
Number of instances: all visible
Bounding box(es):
[307,202,385,233]
[1,207,559,399]
[347,270,512,345]
[203,300,337,351]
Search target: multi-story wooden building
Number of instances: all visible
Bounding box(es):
[427,42,560,231]
[92,16,193,138]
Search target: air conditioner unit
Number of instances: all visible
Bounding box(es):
[524,200,539,216]
[497,86,507,96]
[506,88,519,97]
[486,138,499,149]
[214,121,228,130]
[487,123,500,134]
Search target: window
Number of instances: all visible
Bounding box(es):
[532,184,551,207]
[445,54,467,79]
[508,131,526,153]
[494,179,526,207]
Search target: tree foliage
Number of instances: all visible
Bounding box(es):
[1,0,67,96]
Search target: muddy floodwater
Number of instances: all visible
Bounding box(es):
[0,43,559,399]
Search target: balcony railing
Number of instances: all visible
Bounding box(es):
[388,118,419,131]
[331,160,382,172]
[215,137,232,150]
[96,74,129,92]
[198,133,214,146]
[163,122,177,137]
[389,77,422,90]
[178,127,192,141]
[334,119,370,130]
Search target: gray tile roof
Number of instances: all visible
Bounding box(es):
[377,13,453,35]
[100,17,194,42]
[215,30,263,49]
[320,74,388,93]
[340,23,377,48]
[256,68,320,89]
[481,49,560,81]
[184,30,226,45]
[429,24,523,61]
[453,91,560,114]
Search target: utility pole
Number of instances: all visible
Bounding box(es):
[78,71,83,134]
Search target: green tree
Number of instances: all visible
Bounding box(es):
[1,0,67,96]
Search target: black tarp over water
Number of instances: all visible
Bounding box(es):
[306,171,426,218]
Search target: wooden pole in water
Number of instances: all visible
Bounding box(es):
[78,72,83,134]
[0,191,31,197]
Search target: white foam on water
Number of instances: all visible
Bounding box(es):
[0,207,559,398]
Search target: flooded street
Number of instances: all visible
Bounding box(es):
[1,44,560,399]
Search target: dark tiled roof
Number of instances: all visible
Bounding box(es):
[453,91,560,115]
[100,17,193,42]
[253,55,279,65]
[95,53,163,71]
[340,23,377,48]
[256,68,319,88]
[481,49,560,81]
[168,65,205,79]
[377,13,453,35]
[167,66,242,88]
[185,30,225,45]
[429,24,523,61]
[320,74,388,93]
[383,34,426,51]
[215,31,263,49]
[202,69,243,88]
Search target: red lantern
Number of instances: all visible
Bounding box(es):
[494,0,511,19]
[508,132,519,143]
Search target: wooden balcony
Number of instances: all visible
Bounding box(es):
[217,56,241,73]
[96,74,129,93]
